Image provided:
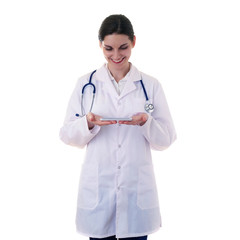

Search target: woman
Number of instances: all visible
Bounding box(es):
[59,14,176,240]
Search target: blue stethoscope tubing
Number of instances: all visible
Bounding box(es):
[80,70,97,116]
[77,70,154,117]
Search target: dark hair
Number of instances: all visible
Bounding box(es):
[98,14,135,42]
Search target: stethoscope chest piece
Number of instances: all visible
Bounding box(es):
[77,70,155,117]
[145,102,154,113]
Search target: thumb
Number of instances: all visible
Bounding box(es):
[87,112,95,122]
[142,114,148,122]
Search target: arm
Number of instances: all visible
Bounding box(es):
[118,80,176,150]
[59,78,101,148]
[140,81,177,150]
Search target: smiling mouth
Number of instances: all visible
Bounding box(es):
[111,57,125,64]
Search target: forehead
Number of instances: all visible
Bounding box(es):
[103,34,131,46]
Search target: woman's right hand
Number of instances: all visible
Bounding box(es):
[86,112,117,130]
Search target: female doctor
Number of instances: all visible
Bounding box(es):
[59,14,176,240]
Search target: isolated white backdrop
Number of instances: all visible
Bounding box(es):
[0,0,240,240]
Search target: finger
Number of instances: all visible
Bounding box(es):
[118,121,130,125]
[96,120,117,126]
[142,115,148,122]
[102,121,117,125]
[119,121,137,125]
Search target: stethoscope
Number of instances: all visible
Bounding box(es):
[76,70,154,117]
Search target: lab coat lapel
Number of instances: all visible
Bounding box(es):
[95,64,142,99]
[119,78,136,99]
[119,64,142,99]
[95,65,119,99]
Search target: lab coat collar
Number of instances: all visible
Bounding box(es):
[95,63,142,100]
[95,63,142,83]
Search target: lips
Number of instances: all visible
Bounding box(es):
[111,57,125,64]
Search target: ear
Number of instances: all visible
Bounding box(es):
[99,40,103,48]
[132,35,136,48]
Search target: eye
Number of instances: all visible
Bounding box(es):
[105,47,112,51]
[120,46,128,50]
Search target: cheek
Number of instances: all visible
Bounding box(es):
[103,52,112,59]
[103,50,111,58]
[123,49,132,58]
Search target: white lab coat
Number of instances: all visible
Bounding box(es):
[59,64,176,238]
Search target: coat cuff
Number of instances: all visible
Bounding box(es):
[82,115,101,135]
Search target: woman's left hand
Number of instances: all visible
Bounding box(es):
[118,113,148,126]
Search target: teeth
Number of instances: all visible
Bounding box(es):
[112,57,124,63]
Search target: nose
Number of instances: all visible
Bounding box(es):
[112,50,121,60]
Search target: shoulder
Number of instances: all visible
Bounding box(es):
[133,67,165,96]
[74,70,96,89]
[141,72,160,84]
[131,64,160,83]
[77,72,92,84]
[136,68,163,90]
[76,65,107,84]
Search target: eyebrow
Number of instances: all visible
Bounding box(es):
[104,43,129,48]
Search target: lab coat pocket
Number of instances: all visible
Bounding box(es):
[137,164,159,209]
[77,163,98,209]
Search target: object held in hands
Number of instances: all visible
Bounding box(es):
[100,118,132,121]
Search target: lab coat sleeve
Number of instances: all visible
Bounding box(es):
[140,80,177,151]
[59,78,101,148]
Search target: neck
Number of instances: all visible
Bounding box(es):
[108,62,131,83]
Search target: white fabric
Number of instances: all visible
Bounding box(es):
[105,63,129,95]
[59,63,177,238]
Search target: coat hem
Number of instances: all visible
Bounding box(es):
[76,225,161,238]
[76,229,116,238]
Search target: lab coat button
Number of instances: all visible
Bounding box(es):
[118,144,121,148]
[118,166,121,169]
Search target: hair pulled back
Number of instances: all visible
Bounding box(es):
[98,14,135,42]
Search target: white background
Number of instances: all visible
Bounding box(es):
[0,0,240,239]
